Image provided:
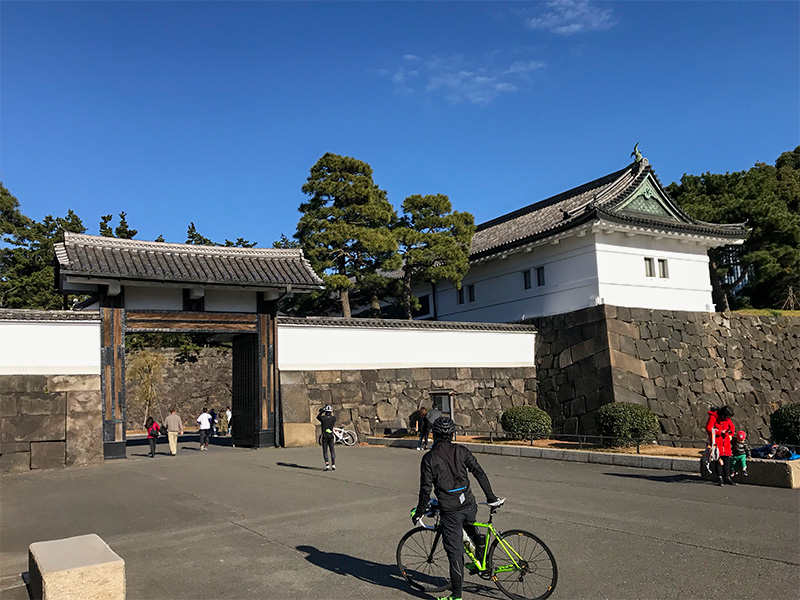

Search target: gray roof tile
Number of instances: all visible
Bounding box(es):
[55,233,324,290]
[471,160,748,258]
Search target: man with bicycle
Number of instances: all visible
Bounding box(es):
[413,416,503,600]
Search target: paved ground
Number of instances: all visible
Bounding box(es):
[1,439,798,600]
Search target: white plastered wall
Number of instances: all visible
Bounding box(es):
[278,324,535,371]
[0,321,101,375]
[417,235,600,323]
[595,232,714,312]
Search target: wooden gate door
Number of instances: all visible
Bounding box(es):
[231,334,260,447]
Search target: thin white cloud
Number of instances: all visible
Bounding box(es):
[403,54,420,61]
[524,0,617,35]
[378,53,545,106]
[504,60,546,75]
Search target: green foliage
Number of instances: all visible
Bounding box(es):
[1,182,87,309]
[770,402,800,445]
[594,402,660,447]
[500,405,552,439]
[272,234,300,248]
[296,153,398,318]
[667,147,800,309]
[100,212,137,239]
[126,350,167,427]
[394,194,475,319]
[186,223,256,247]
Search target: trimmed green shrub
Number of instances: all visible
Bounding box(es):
[594,402,659,447]
[770,402,800,445]
[500,405,552,439]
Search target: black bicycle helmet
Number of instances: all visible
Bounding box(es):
[432,416,456,439]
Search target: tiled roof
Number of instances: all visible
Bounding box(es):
[471,160,749,259]
[0,308,100,322]
[55,233,324,290]
[279,316,536,333]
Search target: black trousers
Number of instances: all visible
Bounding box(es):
[439,504,484,597]
[148,437,157,456]
[199,429,210,447]
[715,456,733,481]
[321,436,335,464]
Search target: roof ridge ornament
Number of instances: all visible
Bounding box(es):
[631,143,649,171]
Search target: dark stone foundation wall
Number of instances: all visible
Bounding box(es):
[280,366,537,441]
[533,305,800,441]
[0,375,103,473]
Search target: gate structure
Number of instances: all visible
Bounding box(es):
[54,233,322,458]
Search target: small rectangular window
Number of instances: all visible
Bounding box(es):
[644,257,655,278]
[523,270,531,290]
[536,266,545,287]
[413,294,430,317]
[457,288,464,305]
[468,284,475,302]
[658,259,669,279]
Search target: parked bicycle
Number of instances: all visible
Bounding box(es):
[317,426,357,446]
[397,498,557,600]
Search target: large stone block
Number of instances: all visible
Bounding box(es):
[0,395,17,417]
[282,423,317,448]
[31,441,66,470]
[19,393,66,416]
[46,375,101,393]
[315,371,342,384]
[1,414,66,443]
[609,349,648,377]
[66,410,103,467]
[67,390,102,414]
[28,533,126,600]
[280,385,312,423]
[0,450,30,473]
[0,375,48,394]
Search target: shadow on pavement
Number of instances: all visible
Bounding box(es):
[276,462,323,471]
[296,545,428,597]
[295,545,502,599]
[604,472,701,484]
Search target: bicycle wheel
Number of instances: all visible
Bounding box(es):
[396,527,450,592]
[341,430,357,446]
[488,529,557,600]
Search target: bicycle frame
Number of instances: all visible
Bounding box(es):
[417,505,525,574]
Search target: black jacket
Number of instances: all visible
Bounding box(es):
[416,441,497,514]
[317,409,335,439]
[732,439,751,458]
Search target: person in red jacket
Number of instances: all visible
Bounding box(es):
[705,406,736,486]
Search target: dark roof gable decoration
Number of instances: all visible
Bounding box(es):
[470,156,749,260]
[55,233,324,292]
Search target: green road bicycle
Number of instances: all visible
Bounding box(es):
[396,499,558,600]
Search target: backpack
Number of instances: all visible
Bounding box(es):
[149,424,160,438]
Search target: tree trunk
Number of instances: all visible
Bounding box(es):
[403,273,413,320]
[340,289,351,319]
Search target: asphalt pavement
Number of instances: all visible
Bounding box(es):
[1,440,798,600]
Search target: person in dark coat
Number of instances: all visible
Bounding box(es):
[317,405,336,470]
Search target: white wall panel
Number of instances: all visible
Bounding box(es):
[204,290,257,313]
[278,324,535,371]
[0,321,101,375]
[124,287,183,310]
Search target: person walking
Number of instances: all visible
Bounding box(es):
[317,404,336,470]
[164,408,184,456]
[413,417,503,600]
[197,407,213,451]
[225,406,232,436]
[416,407,429,451]
[145,416,162,458]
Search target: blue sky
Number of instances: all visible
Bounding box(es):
[2,1,798,246]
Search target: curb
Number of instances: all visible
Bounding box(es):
[365,436,697,472]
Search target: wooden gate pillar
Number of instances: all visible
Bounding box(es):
[256,298,280,447]
[100,294,126,459]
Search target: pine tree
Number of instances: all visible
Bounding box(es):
[394,194,475,319]
[296,153,398,318]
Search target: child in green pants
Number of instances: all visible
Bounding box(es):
[732,430,751,477]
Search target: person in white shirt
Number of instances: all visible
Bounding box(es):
[197,407,213,451]
[225,407,232,436]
